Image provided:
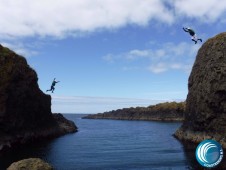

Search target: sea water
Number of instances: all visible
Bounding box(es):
[0,114,218,170]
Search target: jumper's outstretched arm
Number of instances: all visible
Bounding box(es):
[183,27,188,32]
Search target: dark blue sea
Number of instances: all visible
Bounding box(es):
[0,114,224,170]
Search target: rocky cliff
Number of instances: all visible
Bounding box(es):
[83,102,185,121]
[0,45,77,152]
[174,33,226,148]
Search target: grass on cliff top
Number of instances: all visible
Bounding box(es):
[147,101,186,111]
[99,101,186,114]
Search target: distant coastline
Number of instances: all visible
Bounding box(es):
[83,102,185,121]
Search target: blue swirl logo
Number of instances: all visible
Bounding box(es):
[196,140,223,168]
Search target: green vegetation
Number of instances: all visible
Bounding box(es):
[148,101,186,112]
[1,46,12,57]
[84,101,186,121]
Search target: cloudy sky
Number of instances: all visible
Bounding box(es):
[1,0,226,113]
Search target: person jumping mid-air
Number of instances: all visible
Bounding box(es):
[46,78,60,93]
[183,27,202,44]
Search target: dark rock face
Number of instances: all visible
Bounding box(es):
[53,113,77,133]
[0,45,77,152]
[83,102,185,121]
[175,33,226,148]
[0,45,53,131]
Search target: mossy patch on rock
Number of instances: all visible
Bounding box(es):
[7,158,53,170]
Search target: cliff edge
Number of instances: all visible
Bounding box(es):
[174,33,226,148]
[0,45,77,152]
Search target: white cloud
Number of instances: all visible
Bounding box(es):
[129,49,150,57]
[173,0,226,22]
[126,49,153,60]
[0,0,225,40]
[1,42,38,57]
[148,62,192,74]
[148,63,167,73]
[51,95,167,113]
[102,54,116,63]
[0,0,173,39]
[103,41,200,74]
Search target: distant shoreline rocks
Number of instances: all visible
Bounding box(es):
[83,102,185,121]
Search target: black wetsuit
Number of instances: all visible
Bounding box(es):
[46,80,59,93]
[183,27,202,43]
[183,28,195,36]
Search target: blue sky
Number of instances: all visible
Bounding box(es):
[1,0,226,113]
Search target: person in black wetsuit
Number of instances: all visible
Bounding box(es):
[46,78,60,93]
[183,27,202,44]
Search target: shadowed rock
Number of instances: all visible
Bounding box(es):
[174,32,226,148]
[0,45,77,152]
[0,45,54,132]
